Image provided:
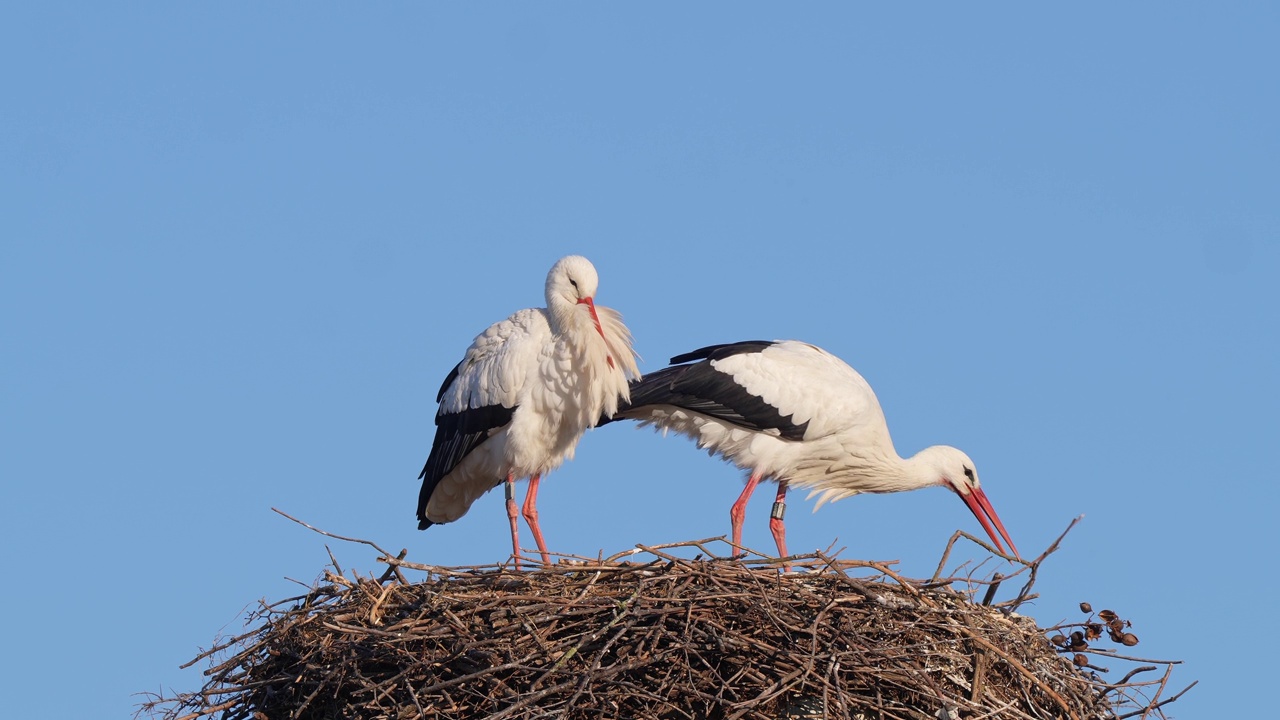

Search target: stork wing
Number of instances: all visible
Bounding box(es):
[619,340,810,440]
[416,309,549,528]
[668,340,774,365]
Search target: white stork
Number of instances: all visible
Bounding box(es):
[416,255,640,565]
[611,340,1018,562]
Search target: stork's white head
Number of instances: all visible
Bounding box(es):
[546,255,600,307]
[914,445,980,490]
[545,256,610,359]
[915,445,1019,559]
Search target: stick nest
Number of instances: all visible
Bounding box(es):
[142,525,1189,720]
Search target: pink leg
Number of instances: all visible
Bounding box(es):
[770,482,790,570]
[730,472,763,552]
[521,474,552,566]
[504,474,522,566]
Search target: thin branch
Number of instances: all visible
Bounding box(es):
[270,507,394,558]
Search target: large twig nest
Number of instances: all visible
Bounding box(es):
[141,526,1189,720]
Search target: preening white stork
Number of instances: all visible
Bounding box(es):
[416,255,640,565]
[612,340,1018,562]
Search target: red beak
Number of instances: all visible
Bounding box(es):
[576,297,614,369]
[958,486,1019,559]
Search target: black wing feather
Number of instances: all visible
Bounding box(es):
[614,340,808,440]
[435,361,463,402]
[668,340,774,365]
[417,366,517,529]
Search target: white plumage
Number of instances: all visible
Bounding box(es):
[416,255,640,565]
[613,340,1018,563]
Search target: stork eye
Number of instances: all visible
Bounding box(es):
[963,466,975,482]
[568,278,579,289]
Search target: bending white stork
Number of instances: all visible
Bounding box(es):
[611,340,1018,562]
[416,255,640,565]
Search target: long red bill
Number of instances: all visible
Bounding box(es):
[959,487,1019,559]
[576,297,615,369]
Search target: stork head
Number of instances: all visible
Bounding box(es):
[546,255,600,305]
[545,256,611,361]
[917,445,1019,559]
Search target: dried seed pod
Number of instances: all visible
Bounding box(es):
[1079,602,1092,613]
[1050,634,1067,646]
[1098,609,1118,622]
[1073,653,1089,667]
[1108,618,1125,633]
[1067,630,1088,651]
[1121,633,1139,646]
[1085,623,1102,640]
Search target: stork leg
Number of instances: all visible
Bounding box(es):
[504,474,522,566]
[521,474,552,566]
[769,482,790,571]
[729,472,764,554]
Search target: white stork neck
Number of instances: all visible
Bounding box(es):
[896,445,962,492]
[836,444,949,494]
[545,292,578,333]
[893,458,941,492]
[807,439,930,509]
[545,294,597,347]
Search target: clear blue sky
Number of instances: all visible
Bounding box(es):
[3,5,1275,717]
